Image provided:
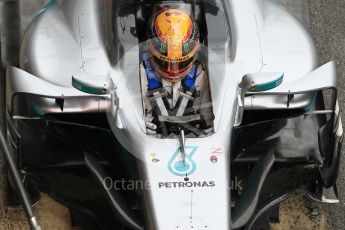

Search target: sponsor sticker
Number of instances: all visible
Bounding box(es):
[210,147,224,163]
[150,152,160,163]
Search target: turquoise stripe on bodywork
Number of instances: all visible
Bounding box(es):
[72,77,107,95]
[304,92,318,112]
[252,74,284,92]
[43,0,57,10]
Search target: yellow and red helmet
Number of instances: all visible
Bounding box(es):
[148,7,200,81]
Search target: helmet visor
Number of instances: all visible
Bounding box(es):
[152,55,196,79]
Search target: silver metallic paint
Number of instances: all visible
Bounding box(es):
[5,0,337,229]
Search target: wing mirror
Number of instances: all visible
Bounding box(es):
[72,75,115,95]
[240,72,284,92]
[235,72,284,126]
[72,75,124,128]
[235,61,338,127]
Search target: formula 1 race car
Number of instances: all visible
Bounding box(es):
[0,0,343,229]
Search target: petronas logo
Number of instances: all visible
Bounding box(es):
[168,146,198,177]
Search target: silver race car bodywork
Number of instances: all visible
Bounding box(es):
[3,0,343,230]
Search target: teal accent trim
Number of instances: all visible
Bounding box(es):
[43,0,57,10]
[252,74,284,92]
[28,0,57,27]
[72,77,107,95]
[168,146,198,177]
[304,92,318,112]
[30,99,45,117]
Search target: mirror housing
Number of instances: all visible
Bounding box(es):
[72,75,123,128]
[240,72,284,92]
[234,72,284,126]
[72,75,115,95]
[235,61,337,126]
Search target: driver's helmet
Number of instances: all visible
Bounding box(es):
[147,7,200,82]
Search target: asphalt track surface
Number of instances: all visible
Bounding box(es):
[1,0,345,229]
[307,1,345,229]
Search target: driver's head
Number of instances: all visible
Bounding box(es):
[148,7,200,82]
